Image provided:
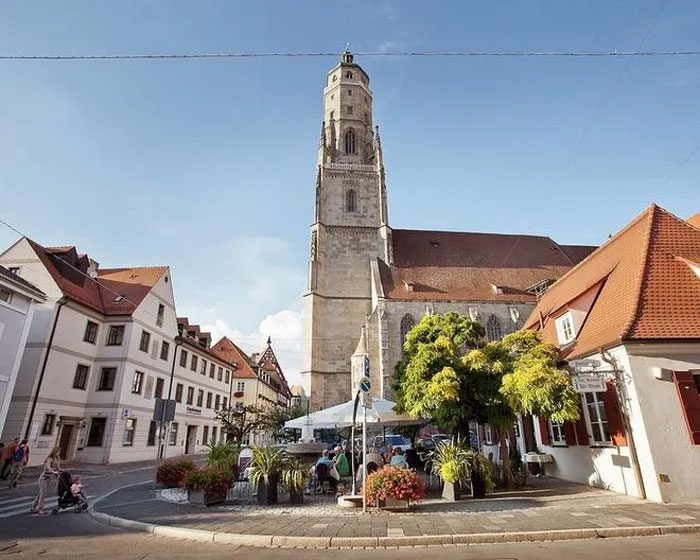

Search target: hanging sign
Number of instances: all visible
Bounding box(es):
[360,377,371,393]
[572,374,607,393]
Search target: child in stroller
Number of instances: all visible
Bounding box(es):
[51,471,88,514]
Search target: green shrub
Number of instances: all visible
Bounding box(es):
[184,467,234,495]
[205,442,239,475]
[156,459,196,488]
[281,459,310,493]
[249,446,287,486]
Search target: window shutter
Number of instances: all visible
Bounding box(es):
[563,421,577,446]
[602,381,627,446]
[574,399,589,445]
[538,417,551,446]
[672,371,700,445]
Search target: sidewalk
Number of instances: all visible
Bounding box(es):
[92,477,700,548]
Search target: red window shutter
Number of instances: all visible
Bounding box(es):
[673,371,700,445]
[602,382,627,446]
[538,417,551,446]
[574,399,589,445]
[563,421,577,446]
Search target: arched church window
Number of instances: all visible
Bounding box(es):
[333,75,337,82]
[400,314,416,350]
[486,315,503,342]
[346,189,357,213]
[346,71,353,79]
[344,129,356,154]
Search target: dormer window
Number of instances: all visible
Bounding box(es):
[555,311,575,345]
[113,295,125,304]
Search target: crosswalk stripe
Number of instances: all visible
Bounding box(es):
[0,495,93,518]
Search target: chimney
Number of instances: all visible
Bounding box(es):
[87,259,99,279]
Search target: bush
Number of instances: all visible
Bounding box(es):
[184,467,234,495]
[430,438,471,484]
[205,442,239,475]
[249,446,287,486]
[156,459,196,488]
[364,466,425,507]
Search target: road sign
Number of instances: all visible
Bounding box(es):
[153,398,176,421]
[572,374,607,393]
[362,392,373,409]
[360,376,371,393]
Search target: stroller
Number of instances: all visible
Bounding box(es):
[51,471,88,514]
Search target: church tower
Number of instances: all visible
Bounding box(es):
[301,50,391,409]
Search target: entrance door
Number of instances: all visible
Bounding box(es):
[58,424,74,460]
[185,425,197,455]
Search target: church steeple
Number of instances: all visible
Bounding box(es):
[319,50,374,165]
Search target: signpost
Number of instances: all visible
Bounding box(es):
[360,363,370,513]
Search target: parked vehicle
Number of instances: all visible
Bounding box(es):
[418,433,450,451]
[372,434,412,452]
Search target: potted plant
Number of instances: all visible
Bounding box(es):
[249,446,287,505]
[281,458,309,504]
[364,466,425,509]
[206,441,240,480]
[184,467,234,506]
[464,449,495,499]
[430,439,470,501]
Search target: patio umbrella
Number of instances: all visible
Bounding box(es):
[284,398,424,429]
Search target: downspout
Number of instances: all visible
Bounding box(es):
[159,337,182,460]
[24,298,67,440]
[600,348,646,500]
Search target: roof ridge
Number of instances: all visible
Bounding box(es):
[392,227,553,240]
[621,205,658,338]
[537,204,657,299]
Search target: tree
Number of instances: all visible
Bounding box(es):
[216,404,270,444]
[260,403,308,443]
[394,313,580,488]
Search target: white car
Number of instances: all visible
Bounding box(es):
[372,434,412,452]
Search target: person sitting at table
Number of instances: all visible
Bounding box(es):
[389,448,408,469]
[316,449,333,468]
[333,446,350,477]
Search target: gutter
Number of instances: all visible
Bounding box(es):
[24,298,67,440]
[158,336,183,460]
[600,348,646,500]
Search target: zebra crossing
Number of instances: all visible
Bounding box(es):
[0,492,93,518]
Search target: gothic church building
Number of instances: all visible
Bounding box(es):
[301,51,594,410]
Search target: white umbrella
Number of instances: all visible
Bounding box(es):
[284,398,424,429]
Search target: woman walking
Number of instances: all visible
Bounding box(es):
[30,447,61,515]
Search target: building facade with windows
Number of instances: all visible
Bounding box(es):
[525,205,700,503]
[0,266,46,435]
[0,238,233,465]
[302,50,596,409]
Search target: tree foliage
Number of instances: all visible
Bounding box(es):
[394,314,579,436]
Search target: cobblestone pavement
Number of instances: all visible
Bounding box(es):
[95,477,700,539]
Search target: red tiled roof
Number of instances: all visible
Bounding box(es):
[257,344,291,397]
[27,239,166,316]
[210,337,258,379]
[380,229,595,301]
[525,205,700,358]
[688,212,700,229]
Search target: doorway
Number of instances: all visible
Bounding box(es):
[185,425,197,455]
[58,424,74,460]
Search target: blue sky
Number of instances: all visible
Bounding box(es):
[1,1,699,384]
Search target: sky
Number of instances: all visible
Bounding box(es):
[1,1,699,386]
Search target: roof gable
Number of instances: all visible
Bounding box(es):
[210,337,258,379]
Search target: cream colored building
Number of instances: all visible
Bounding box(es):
[0,238,230,465]
[302,51,595,410]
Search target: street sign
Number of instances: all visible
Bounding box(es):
[153,398,176,421]
[362,392,373,409]
[360,376,371,393]
[572,374,607,393]
[363,356,370,377]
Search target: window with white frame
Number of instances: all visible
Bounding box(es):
[131,371,144,394]
[483,424,494,444]
[0,287,11,303]
[236,381,245,393]
[549,420,566,445]
[555,312,575,344]
[123,418,136,446]
[585,392,611,444]
[169,422,178,446]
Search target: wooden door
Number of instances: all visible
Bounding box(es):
[59,425,74,460]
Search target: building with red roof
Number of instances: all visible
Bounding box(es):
[523,205,700,503]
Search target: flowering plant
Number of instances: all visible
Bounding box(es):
[364,466,425,506]
[156,459,196,488]
[184,467,234,495]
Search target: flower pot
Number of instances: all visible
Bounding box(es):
[188,489,227,506]
[257,476,279,506]
[289,488,304,504]
[470,470,487,499]
[378,495,408,510]
[441,480,462,501]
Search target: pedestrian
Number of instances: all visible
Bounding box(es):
[0,438,18,480]
[30,447,61,515]
[8,439,30,489]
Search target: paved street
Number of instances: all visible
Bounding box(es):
[1,533,698,559]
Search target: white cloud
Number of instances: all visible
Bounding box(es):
[377,40,398,54]
[201,308,304,387]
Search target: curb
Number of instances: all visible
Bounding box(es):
[89,506,700,548]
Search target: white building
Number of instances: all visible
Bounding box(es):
[0,266,46,435]
[0,238,233,465]
[525,206,700,503]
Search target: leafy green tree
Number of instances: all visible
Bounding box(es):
[260,403,308,443]
[216,403,269,444]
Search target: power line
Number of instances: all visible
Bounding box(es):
[661,142,700,186]
[2,49,700,61]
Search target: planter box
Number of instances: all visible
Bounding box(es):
[442,481,463,501]
[188,489,227,507]
[378,496,409,510]
[289,489,304,504]
[470,470,487,499]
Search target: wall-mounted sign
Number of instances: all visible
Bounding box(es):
[186,407,202,415]
[572,374,607,393]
